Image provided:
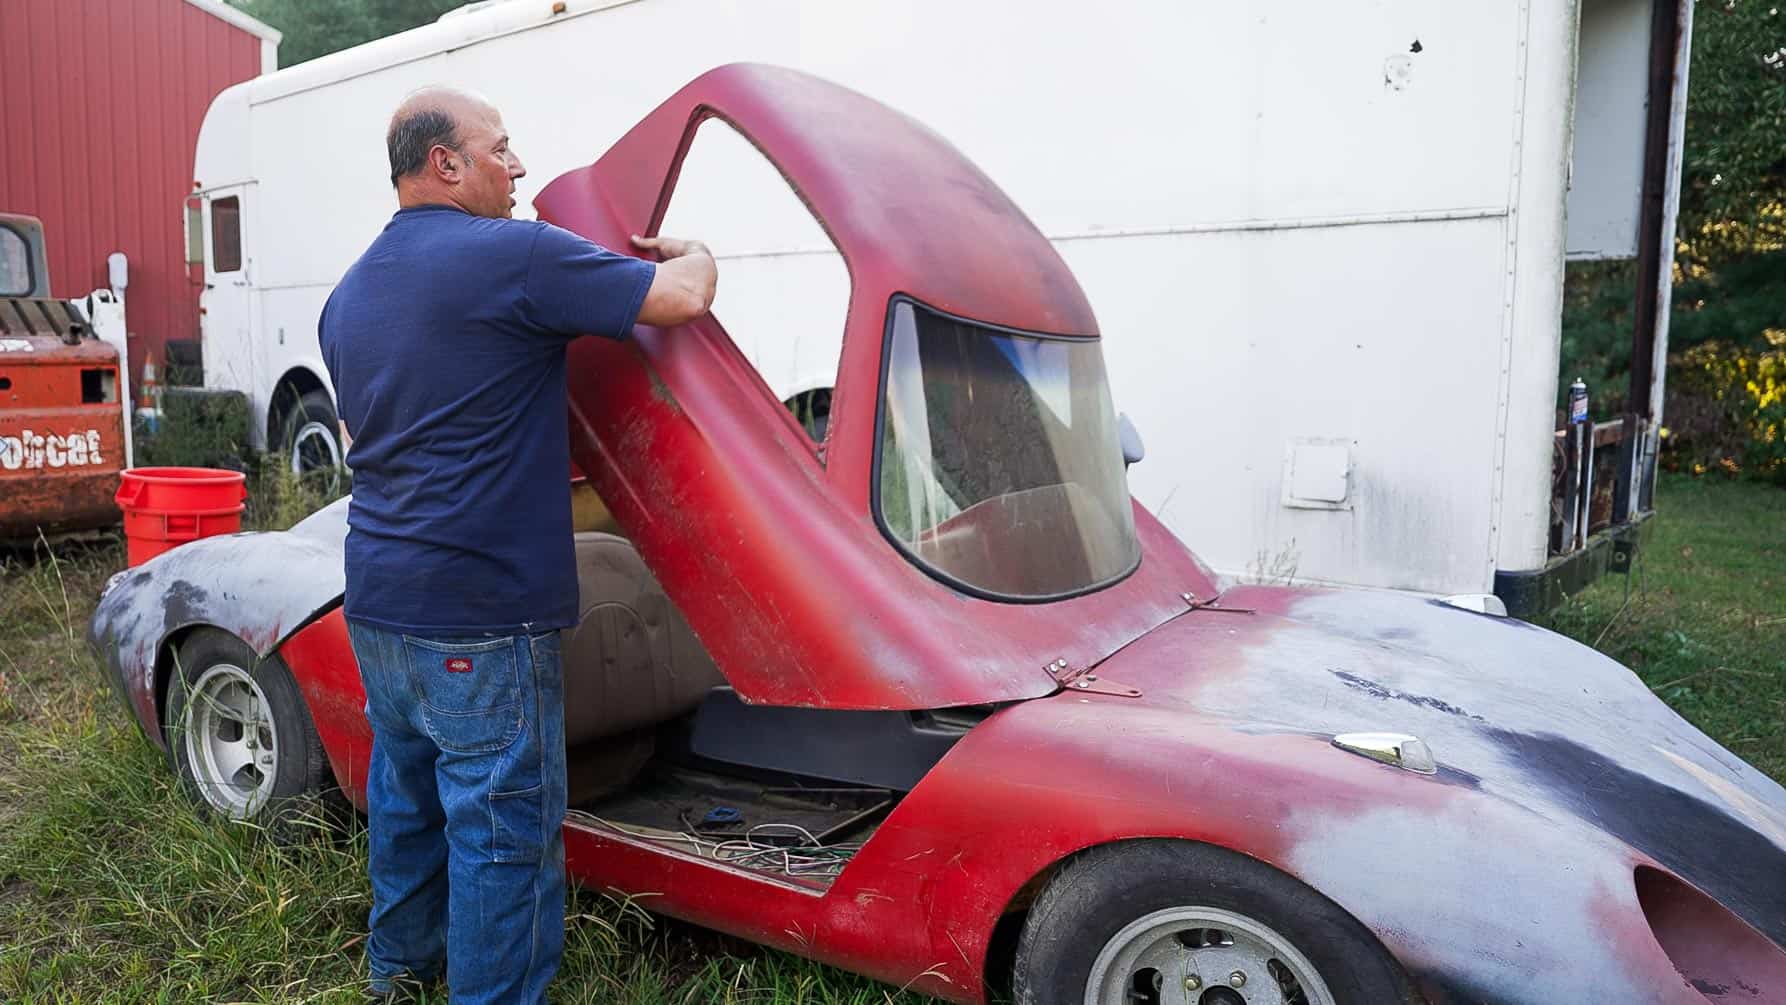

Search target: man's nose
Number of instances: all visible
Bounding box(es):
[510,153,526,179]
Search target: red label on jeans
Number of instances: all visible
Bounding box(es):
[445,658,473,673]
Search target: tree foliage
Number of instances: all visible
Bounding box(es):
[1559,1,1786,481]
[227,0,470,69]
[1679,0,1786,268]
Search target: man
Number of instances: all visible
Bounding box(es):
[318,87,717,1004]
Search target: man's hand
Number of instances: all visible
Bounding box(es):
[630,234,710,261]
[632,233,718,326]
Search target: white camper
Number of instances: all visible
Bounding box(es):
[186,0,1691,610]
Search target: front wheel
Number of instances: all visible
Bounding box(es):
[1014,841,1418,1005]
[164,629,338,839]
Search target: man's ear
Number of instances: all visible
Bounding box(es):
[428,144,459,183]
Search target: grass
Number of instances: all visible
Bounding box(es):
[0,473,1779,1002]
[0,463,930,1004]
[1535,474,1786,781]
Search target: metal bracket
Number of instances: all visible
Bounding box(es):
[1179,590,1255,615]
[1044,658,1141,698]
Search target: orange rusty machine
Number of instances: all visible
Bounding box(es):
[0,213,128,542]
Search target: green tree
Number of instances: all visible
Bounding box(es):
[228,0,469,68]
[1678,0,1786,268]
[1561,3,1785,481]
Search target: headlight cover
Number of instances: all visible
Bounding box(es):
[1636,865,1786,999]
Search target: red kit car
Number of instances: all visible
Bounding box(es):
[91,65,1786,1004]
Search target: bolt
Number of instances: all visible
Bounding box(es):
[1074,680,1090,688]
[1229,970,1246,989]
[1055,658,1067,668]
[1184,974,1202,991]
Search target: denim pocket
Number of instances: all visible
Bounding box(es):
[400,634,523,754]
[489,784,545,864]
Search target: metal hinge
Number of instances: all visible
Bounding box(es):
[1180,590,1255,615]
[1044,657,1141,698]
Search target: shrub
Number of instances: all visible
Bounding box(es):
[1662,330,1786,483]
[131,388,346,532]
[1559,246,1786,484]
[131,389,252,471]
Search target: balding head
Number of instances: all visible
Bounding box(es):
[386,87,526,218]
[387,87,474,185]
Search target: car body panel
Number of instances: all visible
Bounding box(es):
[1055,587,1786,1002]
[548,621,1780,1004]
[1143,585,1786,949]
[279,607,371,810]
[96,534,1786,1003]
[88,497,348,747]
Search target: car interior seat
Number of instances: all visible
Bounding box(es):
[560,527,727,803]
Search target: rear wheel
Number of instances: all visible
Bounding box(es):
[163,629,338,839]
[1013,841,1418,1005]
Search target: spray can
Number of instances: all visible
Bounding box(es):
[1568,378,1589,425]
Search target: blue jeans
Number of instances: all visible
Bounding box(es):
[345,620,567,1004]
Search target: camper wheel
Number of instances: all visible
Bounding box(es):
[272,380,344,484]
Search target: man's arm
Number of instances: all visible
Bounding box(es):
[629,234,717,327]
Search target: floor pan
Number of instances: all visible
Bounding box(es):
[569,764,893,884]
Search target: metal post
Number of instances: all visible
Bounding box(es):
[1613,413,1639,523]
[1578,427,1596,551]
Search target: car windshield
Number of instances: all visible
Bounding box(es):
[875,299,1140,600]
[0,226,31,297]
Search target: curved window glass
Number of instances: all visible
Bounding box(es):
[0,225,31,297]
[875,299,1140,600]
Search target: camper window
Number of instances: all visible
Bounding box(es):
[185,199,205,268]
[211,197,242,273]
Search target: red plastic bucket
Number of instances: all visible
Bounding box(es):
[115,467,249,566]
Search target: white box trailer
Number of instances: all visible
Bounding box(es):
[186,0,1692,611]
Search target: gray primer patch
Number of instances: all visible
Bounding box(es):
[161,580,211,626]
[1329,669,1486,721]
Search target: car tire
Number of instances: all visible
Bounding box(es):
[1013,841,1419,1005]
[164,629,341,841]
[280,388,344,482]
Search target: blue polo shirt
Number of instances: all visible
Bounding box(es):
[319,205,655,634]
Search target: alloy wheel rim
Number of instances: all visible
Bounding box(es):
[1085,905,1335,1005]
[290,419,342,477]
[181,663,280,819]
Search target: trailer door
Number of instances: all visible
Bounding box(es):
[198,186,256,401]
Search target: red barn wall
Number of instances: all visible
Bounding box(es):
[0,0,269,395]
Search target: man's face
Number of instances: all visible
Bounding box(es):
[454,105,526,219]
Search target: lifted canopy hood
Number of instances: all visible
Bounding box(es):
[535,65,1218,710]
